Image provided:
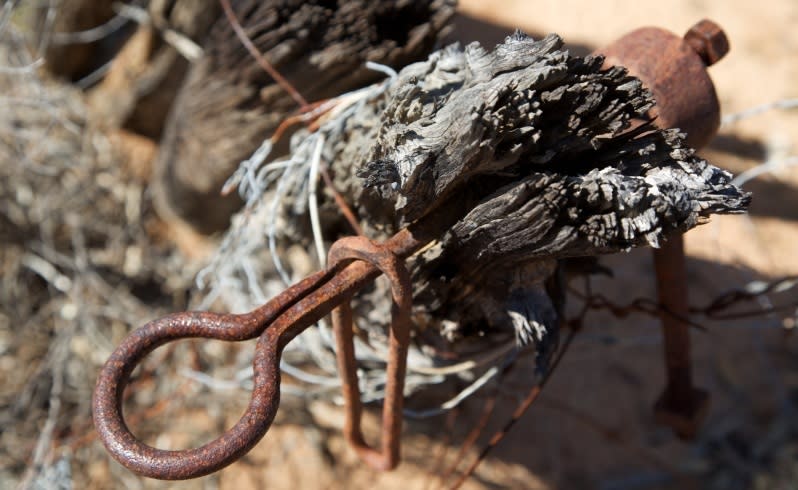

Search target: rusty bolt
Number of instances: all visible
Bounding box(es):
[684,19,730,66]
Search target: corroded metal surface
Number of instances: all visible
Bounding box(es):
[94,19,736,479]
[328,236,413,471]
[600,19,728,149]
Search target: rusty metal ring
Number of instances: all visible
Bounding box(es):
[327,236,413,470]
[92,269,331,479]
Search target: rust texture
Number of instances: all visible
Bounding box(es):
[93,18,739,479]
[684,19,731,66]
[652,234,710,439]
[600,19,728,149]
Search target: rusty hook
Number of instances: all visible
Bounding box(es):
[598,18,730,438]
[92,228,425,479]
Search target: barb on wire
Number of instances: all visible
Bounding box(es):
[692,275,798,320]
[567,285,709,331]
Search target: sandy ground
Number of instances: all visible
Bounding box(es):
[4,1,797,489]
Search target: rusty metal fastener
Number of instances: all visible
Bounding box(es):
[94,19,732,478]
[92,228,424,479]
[598,19,728,438]
[651,234,710,439]
[328,236,413,471]
[600,18,729,149]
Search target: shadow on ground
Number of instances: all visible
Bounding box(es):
[394,248,797,490]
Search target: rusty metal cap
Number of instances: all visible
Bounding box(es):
[596,19,730,149]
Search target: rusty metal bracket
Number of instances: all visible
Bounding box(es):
[328,236,413,471]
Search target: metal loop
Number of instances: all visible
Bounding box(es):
[92,270,330,479]
[92,228,424,479]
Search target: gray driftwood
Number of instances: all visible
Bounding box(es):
[154,0,456,233]
[310,33,749,356]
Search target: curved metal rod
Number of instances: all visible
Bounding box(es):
[328,236,412,471]
[92,270,331,479]
[92,229,424,480]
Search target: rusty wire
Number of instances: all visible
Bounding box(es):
[90,5,798,485]
[566,274,798,330]
[219,0,308,108]
[446,327,579,490]
[100,246,791,482]
[328,236,413,471]
[1,1,792,488]
[93,173,797,483]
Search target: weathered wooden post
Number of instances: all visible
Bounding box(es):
[152,0,457,233]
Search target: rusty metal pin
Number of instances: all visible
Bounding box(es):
[598,19,728,438]
[651,234,710,439]
[328,236,413,471]
[600,18,728,149]
[684,19,730,66]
